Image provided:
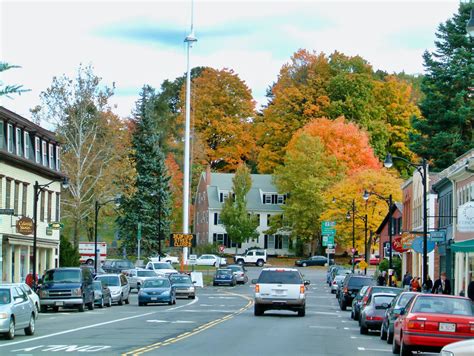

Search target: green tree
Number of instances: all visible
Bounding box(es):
[273,133,345,253]
[59,235,80,267]
[117,85,172,257]
[220,164,259,253]
[0,62,30,97]
[410,3,474,171]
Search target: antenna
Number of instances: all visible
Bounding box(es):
[190,0,194,33]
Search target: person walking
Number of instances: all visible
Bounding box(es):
[467,279,474,302]
[411,277,421,292]
[377,271,387,286]
[402,272,412,290]
[432,272,451,295]
[423,275,433,293]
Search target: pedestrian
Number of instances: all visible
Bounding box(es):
[432,272,451,295]
[402,272,412,289]
[467,279,474,302]
[377,271,387,286]
[411,277,421,292]
[390,273,398,287]
[423,275,433,293]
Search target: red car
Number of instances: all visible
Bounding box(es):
[369,256,380,265]
[392,294,474,355]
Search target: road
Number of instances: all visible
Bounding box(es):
[0,268,420,355]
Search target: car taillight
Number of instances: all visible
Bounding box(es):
[255,284,260,293]
[424,321,438,331]
[366,315,383,321]
[332,281,337,285]
[407,320,425,330]
[343,287,348,294]
[300,285,305,294]
[456,323,469,333]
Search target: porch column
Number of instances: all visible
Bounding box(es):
[5,243,12,282]
[40,248,47,276]
[13,245,21,283]
[464,253,469,296]
[49,248,55,270]
[25,245,30,275]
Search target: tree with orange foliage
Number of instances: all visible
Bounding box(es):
[165,153,183,232]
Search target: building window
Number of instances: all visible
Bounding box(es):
[0,177,3,208]
[55,192,60,221]
[13,181,19,215]
[213,212,223,225]
[48,143,54,169]
[22,184,28,216]
[7,124,13,153]
[23,131,30,159]
[264,194,271,204]
[219,191,230,203]
[40,191,45,222]
[35,137,41,163]
[15,127,22,156]
[42,140,47,166]
[47,191,52,222]
[55,146,60,171]
[0,120,4,149]
[5,179,11,208]
[267,214,271,226]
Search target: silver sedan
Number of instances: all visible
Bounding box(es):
[0,285,36,340]
[227,264,248,284]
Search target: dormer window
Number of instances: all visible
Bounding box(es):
[35,137,41,163]
[24,131,30,159]
[49,143,54,169]
[219,191,230,203]
[15,127,23,156]
[42,140,47,166]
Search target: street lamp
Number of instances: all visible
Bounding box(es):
[33,177,69,289]
[94,195,121,273]
[384,153,429,286]
[346,209,369,275]
[467,8,474,37]
[363,189,393,284]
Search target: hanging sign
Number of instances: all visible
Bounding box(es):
[411,236,435,254]
[16,217,34,235]
[457,202,474,232]
[392,235,409,253]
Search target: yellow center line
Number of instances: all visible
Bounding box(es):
[122,292,253,356]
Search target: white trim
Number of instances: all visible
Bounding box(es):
[23,131,30,159]
[48,143,54,169]
[35,137,41,163]
[15,127,22,156]
[41,140,47,166]
[7,123,13,153]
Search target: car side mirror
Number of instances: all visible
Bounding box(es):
[381,303,390,309]
[251,279,258,284]
[192,281,197,284]
[304,280,311,286]
[399,307,406,315]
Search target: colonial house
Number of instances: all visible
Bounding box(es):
[193,169,291,255]
[0,106,65,282]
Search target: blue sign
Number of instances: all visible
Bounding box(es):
[429,230,446,243]
[411,236,435,254]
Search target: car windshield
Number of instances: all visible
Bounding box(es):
[411,296,474,316]
[258,271,302,284]
[93,281,103,290]
[153,263,173,270]
[43,270,81,284]
[373,295,395,307]
[227,266,243,272]
[370,287,402,295]
[144,279,170,288]
[137,270,156,277]
[170,275,192,284]
[336,270,351,276]
[0,289,11,304]
[396,293,416,308]
[348,277,374,288]
[95,276,120,287]
[217,270,232,276]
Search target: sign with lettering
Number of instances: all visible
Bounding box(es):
[458,201,474,232]
[0,208,14,215]
[400,232,418,250]
[170,233,196,248]
[48,222,64,230]
[429,230,446,243]
[16,217,34,235]
[393,235,409,253]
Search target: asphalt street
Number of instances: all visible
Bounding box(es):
[0,268,431,356]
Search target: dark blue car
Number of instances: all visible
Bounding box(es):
[138,278,176,306]
[213,269,236,286]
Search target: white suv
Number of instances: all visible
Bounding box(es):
[253,268,309,317]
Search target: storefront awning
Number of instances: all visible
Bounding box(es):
[451,239,474,253]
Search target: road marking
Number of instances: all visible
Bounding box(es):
[309,325,337,329]
[312,311,338,315]
[146,320,168,323]
[12,345,111,353]
[172,320,195,324]
[174,309,238,313]
[357,347,391,352]
[0,298,199,349]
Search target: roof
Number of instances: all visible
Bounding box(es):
[206,173,283,212]
[375,203,403,234]
[451,239,474,253]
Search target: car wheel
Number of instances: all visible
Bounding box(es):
[213,262,217,267]
[237,259,244,265]
[190,295,196,299]
[106,296,112,308]
[40,305,48,313]
[350,309,354,319]
[256,259,264,267]
[168,299,173,305]
[213,282,217,286]
[331,290,335,294]
[360,325,368,335]
[138,302,144,306]
[400,337,413,356]
[254,305,264,316]
[137,284,141,292]
[88,301,94,310]
[302,262,307,267]
[380,323,387,340]
[78,301,85,312]
[125,296,130,305]
[387,328,394,344]
[35,302,39,315]
[99,297,104,309]
[392,334,401,354]
[118,296,123,306]
[5,318,15,340]
[52,306,59,313]
[355,311,359,321]
[25,313,35,336]
[297,307,306,317]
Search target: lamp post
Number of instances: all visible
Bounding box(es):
[346,207,369,275]
[32,177,69,290]
[384,153,428,286]
[363,189,393,285]
[94,195,121,273]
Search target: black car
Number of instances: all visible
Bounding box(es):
[380,291,417,344]
[338,275,375,310]
[351,285,371,320]
[213,269,236,286]
[102,259,134,274]
[359,293,397,334]
[92,280,112,308]
[295,256,334,267]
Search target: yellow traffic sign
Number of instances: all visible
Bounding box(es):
[359,260,368,269]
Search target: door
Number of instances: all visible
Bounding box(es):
[129,270,137,288]
[12,287,29,327]
[120,275,130,298]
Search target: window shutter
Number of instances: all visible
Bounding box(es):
[213,233,217,243]
[272,194,276,204]
[262,194,266,204]
[264,235,268,249]
[214,213,218,225]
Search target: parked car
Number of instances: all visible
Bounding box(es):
[169,273,196,299]
[338,274,375,310]
[327,265,343,285]
[196,254,227,266]
[94,274,130,306]
[102,259,134,274]
[295,255,334,267]
[92,280,112,308]
[359,293,397,334]
[234,249,266,266]
[138,278,176,306]
[358,286,403,320]
[331,275,346,295]
[7,283,40,318]
[351,285,371,320]
[253,268,309,317]
[226,264,248,284]
[145,261,177,276]
[440,339,474,356]
[149,254,179,264]
[80,264,105,278]
[38,267,95,312]
[392,294,474,355]
[0,285,36,340]
[369,255,380,265]
[213,269,237,286]
[380,291,417,344]
[126,269,158,291]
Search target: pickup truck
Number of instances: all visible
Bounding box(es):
[234,250,267,267]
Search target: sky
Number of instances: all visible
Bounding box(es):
[0,0,461,122]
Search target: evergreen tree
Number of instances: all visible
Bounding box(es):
[117,85,172,257]
[0,62,30,97]
[410,3,474,170]
[220,164,259,253]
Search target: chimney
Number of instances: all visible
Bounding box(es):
[206,165,211,184]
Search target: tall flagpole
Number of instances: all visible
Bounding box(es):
[182,0,197,265]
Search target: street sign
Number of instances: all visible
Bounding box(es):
[325,248,336,254]
[188,254,197,265]
[46,227,53,236]
[429,230,446,243]
[0,208,14,215]
[359,260,368,269]
[16,217,34,235]
[219,245,225,253]
[170,233,196,248]
[137,223,142,241]
[322,221,336,235]
[322,234,335,247]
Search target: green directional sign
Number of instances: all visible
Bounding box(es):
[137,222,142,241]
[322,234,335,247]
[322,221,336,235]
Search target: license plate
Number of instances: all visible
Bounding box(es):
[55,301,64,306]
[273,290,285,295]
[151,297,157,301]
[439,323,456,332]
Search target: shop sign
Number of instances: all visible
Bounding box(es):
[16,217,34,235]
[392,235,409,252]
[411,236,435,254]
[400,232,418,250]
[457,201,474,232]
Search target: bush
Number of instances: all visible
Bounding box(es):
[59,235,81,267]
[378,257,402,279]
[194,243,219,256]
